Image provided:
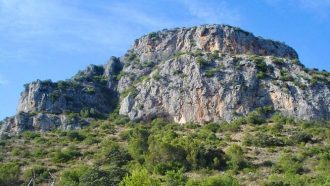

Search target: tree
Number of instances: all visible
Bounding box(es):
[226,144,246,172]
[0,163,20,186]
[119,167,160,186]
[164,169,187,186]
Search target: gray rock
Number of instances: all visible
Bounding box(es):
[1,24,329,136]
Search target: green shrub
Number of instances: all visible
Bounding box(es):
[280,70,294,81]
[263,173,309,186]
[164,169,187,186]
[244,132,285,147]
[226,144,247,172]
[52,147,82,163]
[121,86,138,98]
[204,68,220,78]
[256,71,267,79]
[80,107,101,118]
[272,57,285,65]
[80,167,127,186]
[290,132,313,144]
[272,154,304,174]
[0,162,20,186]
[119,167,160,186]
[196,57,209,67]
[85,86,96,94]
[152,71,162,81]
[23,166,51,184]
[186,174,240,186]
[149,32,158,41]
[317,152,330,172]
[142,61,155,68]
[127,127,150,162]
[21,131,41,140]
[246,111,265,125]
[125,52,137,61]
[207,50,220,61]
[96,141,131,166]
[218,119,244,132]
[58,166,88,186]
[202,123,220,133]
[66,131,86,141]
[146,140,188,174]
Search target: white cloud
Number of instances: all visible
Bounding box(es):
[178,0,241,25]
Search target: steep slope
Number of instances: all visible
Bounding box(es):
[119,25,329,123]
[1,24,330,136]
[1,57,122,135]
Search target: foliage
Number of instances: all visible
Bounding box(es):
[58,166,88,186]
[196,57,209,67]
[96,141,131,166]
[186,175,240,186]
[280,70,294,81]
[21,131,41,139]
[226,144,247,172]
[23,166,52,184]
[164,169,187,186]
[1,111,330,185]
[204,67,221,78]
[80,167,126,186]
[0,163,20,186]
[52,147,82,163]
[80,107,101,118]
[244,132,285,147]
[272,154,304,174]
[119,167,160,186]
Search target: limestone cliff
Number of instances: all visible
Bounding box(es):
[1,24,329,135]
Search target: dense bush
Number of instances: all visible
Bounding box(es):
[58,166,88,186]
[272,154,304,174]
[244,132,285,147]
[119,167,160,186]
[80,167,127,186]
[186,174,240,186]
[96,141,131,166]
[226,144,247,172]
[80,107,102,118]
[52,147,82,163]
[289,132,313,144]
[23,166,52,184]
[0,163,20,186]
[21,131,41,140]
[66,131,86,141]
[127,127,150,162]
[164,169,187,186]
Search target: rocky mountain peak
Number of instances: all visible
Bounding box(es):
[130,24,298,64]
[1,24,329,136]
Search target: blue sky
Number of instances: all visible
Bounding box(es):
[0,0,330,120]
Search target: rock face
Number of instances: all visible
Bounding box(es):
[118,25,329,123]
[1,24,330,135]
[1,57,122,135]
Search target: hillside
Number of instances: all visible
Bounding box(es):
[0,113,329,185]
[0,24,330,185]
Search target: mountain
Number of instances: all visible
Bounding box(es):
[1,24,330,136]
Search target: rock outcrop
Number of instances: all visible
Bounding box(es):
[1,24,329,136]
[118,25,329,123]
[1,57,122,135]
